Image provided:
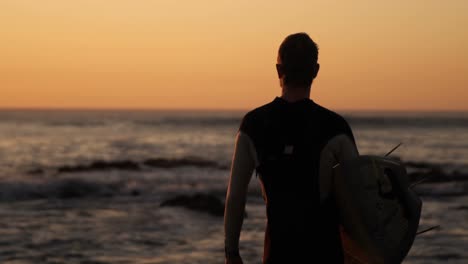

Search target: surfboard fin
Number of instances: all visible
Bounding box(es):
[384,142,403,157]
[333,143,403,169]
[416,225,440,235]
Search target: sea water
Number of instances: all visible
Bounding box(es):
[0,109,467,264]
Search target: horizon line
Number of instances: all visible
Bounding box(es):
[0,106,467,113]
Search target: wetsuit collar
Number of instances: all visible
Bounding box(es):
[274,96,313,105]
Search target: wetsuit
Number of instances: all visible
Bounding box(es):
[224,97,359,263]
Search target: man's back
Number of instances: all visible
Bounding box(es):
[239,97,355,263]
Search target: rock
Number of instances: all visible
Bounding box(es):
[408,167,446,183]
[455,206,468,211]
[57,160,140,173]
[56,179,102,199]
[130,189,141,196]
[160,193,226,217]
[27,168,44,175]
[143,157,219,169]
[408,167,468,183]
[388,156,402,162]
[52,179,117,199]
[451,170,468,181]
[80,261,110,264]
[404,161,435,169]
[433,253,462,260]
[402,159,468,183]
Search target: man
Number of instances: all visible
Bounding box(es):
[224,33,360,264]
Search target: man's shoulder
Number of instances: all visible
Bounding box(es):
[240,99,351,126]
[312,102,350,126]
[239,99,278,134]
[242,99,277,123]
[312,102,355,143]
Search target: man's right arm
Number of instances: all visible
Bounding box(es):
[224,131,257,263]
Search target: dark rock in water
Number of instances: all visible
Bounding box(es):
[404,161,435,169]
[161,193,225,217]
[53,179,117,199]
[80,261,110,264]
[56,179,102,199]
[408,167,447,182]
[217,165,229,170]
[130,189,141,196]
[64,252,85,258]
[0,179,121,202]
[27,168,44,175]
[388,156,402,162]
[451,170,468,181]
[57,160,140,173]
[136,239,165,247]
[408,167,468,183]
[412,181,468,197]
[143,157,219,169]
[402,159,468,183]
[55,157,224,173]
[433,253,461,260]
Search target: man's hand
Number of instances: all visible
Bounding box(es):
[225,256,243,264]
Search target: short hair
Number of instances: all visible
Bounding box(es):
[278,33,319,87]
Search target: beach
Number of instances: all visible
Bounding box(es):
[0,109,467,263]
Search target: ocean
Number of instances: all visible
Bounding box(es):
[0,109,467,264]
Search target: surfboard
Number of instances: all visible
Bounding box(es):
[334,155,422,264]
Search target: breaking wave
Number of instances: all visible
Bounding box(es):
[26,157,227,176]
[345,114,468,128]
[0,178,129,202]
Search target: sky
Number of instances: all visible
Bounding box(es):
[1,1,467,111]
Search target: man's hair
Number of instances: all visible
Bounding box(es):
[278,32,319,87]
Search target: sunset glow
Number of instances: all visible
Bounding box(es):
[1,1,467,110]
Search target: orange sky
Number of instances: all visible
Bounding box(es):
[1,1,467,110]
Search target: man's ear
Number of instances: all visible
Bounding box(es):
[276,64,284,79]
[312,63,320,79]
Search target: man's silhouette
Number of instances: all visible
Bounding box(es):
[224,33,360,264]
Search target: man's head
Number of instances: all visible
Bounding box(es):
[276,33,320,89]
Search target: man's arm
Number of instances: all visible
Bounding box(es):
[224,131,257,261]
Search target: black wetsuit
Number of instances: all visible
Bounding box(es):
[239,97,355,264]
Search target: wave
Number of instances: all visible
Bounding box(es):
[131,115,468,129]
[0,178,126,202]
[345,115,468,128]
[37,115,468,129]
[4,155,468,202]
[134,117,242,127]
[45,120,108,127]
[27,157,227,175]
[404,161,468,183]
[3,110,467,129]
[142,158,225,169]
[24,156,468,182]
[44,117,240,128]
[413,181,468,197]
[57,160,141,173]
[0,176,466,203]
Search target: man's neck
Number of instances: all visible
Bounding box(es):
[281,86,311,102]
